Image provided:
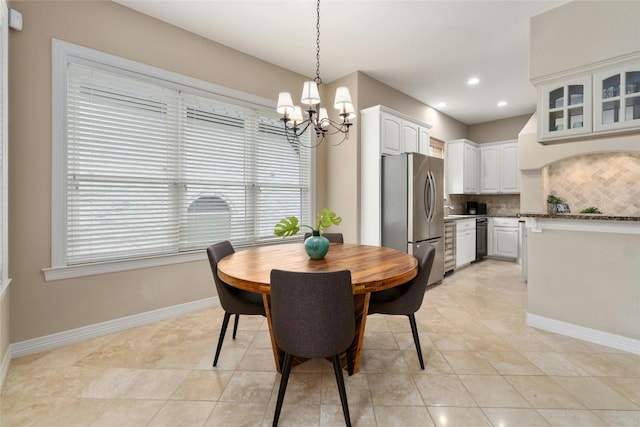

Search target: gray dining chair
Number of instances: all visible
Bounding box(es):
[207,241,266,367]
[270,269,355,427]
[303,232,344,243]
[367,243,436,369]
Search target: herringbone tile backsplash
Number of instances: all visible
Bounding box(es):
[547,152,640,216]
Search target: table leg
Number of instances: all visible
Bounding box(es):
[262,294,284,372]
[340,292,370,374]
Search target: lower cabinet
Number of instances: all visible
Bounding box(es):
[488,217,519,259]
[455,219,476,267]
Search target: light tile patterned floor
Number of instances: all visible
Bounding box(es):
[1,259,639,426]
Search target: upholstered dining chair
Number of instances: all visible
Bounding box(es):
[206,241,266,367]
[270,269,355,427]
[367,243,436,369]
[303,232,344,243]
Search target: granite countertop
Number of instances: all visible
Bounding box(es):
[519,213,640,222]
[444,214,519,221]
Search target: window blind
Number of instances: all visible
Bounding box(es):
[65,62,311,266]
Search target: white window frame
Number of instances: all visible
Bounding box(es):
[46,39,314,281]
[0,2,9,295]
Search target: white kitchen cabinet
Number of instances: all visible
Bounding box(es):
[402,120,419,153]
[360,105,433,246]
[376,108,431,156]
[446,139,478,194]
[488,217,518,259]
[455,219,476,267]
[480,140,519,194]
[380,112,402,155]
[538,75,592,140]
[535,54,640,143]
[418,126,431,155]
[594,63,640,133]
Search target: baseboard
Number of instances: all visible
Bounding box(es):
[526,312,640,355]
[10,297,219,359]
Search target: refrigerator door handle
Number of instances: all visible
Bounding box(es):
[423,172,431,222]
[429,172,436,222]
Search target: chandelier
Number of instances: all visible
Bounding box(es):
[275,0,355,148]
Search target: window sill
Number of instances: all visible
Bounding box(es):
[43,251,206,281]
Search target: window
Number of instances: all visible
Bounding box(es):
[0,4,8,293]
[48,40,311,280]
[429,137,445,159]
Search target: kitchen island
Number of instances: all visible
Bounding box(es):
[521,214,640,354]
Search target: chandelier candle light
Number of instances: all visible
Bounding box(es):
[276,0,355,147]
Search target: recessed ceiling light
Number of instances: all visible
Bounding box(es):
[467,77,479,85]
[436,102,446,108]
[497,100,507,107]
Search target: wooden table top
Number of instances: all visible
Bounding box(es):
[217,243,418,295]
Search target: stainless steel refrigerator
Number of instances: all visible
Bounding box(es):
[381,153,444,286]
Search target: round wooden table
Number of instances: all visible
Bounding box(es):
[218,242,418,373]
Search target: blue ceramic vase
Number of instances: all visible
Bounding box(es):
[304,231,330,259]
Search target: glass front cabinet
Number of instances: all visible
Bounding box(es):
[594,65,640,132]
[537,57,640,143]
[540,76,591,140]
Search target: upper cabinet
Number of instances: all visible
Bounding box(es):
[372,107,431,156]
[447,139,519,195]
[480,141,519,194]
[539,76,592,140]
[535,55,640,143]
[594,64,640,133]
[446,139,478,194]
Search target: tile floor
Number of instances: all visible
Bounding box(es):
[1,259,639,426]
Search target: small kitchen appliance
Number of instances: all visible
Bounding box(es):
[466,201,487,215]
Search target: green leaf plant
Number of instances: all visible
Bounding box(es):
[274,208,342,238]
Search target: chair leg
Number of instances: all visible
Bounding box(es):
[408,314,425,370]
[332,354,352,427]
[273,352,293,427]
[232,313,240,339]
[213,312,232,367]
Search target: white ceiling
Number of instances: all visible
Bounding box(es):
[114,0,568,125]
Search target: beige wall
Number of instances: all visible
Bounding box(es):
[530,0,640,80]
[528,228,640,341]
[467,114,531,144]
[356,72,468,143]
[6,0,309,343]
[323,72,360,243]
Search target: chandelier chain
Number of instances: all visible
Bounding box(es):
[314,0,322,84]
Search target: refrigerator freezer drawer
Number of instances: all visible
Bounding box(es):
[409,238,444,286]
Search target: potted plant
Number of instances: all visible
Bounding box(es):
[546,194,563,214]
[579,207,602,214]
[274,208,342,259]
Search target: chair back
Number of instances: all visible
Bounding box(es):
[371,243,436,315]
[207,241,262,314]
[303,232,344,243]
[270,269,355,359]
